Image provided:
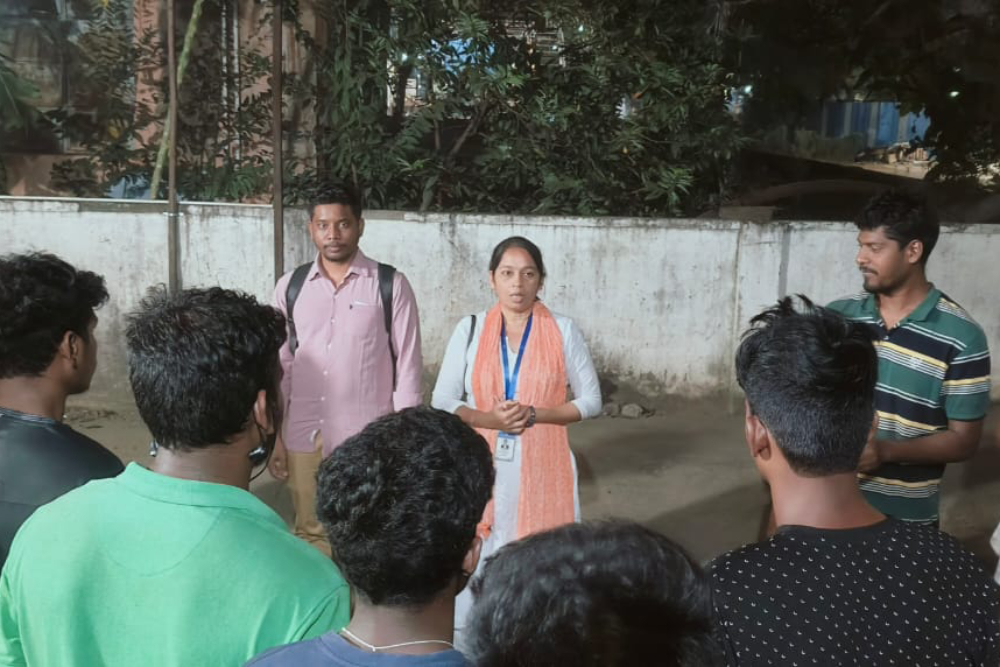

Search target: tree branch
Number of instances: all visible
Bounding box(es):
[149,0,206,199]
[447,100,491,161]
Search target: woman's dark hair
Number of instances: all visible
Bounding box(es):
[466,521,722,667]
[488,236,546,279]
[125,286,286,450]
[316,407,494,607]
[735,295,878,475]
[0,252,108,379]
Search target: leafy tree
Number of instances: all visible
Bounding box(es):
[295,0,744,215]
[0,53,40,134]
[0,51,43,195]
[48,0,160,197]
[729,0,1000,188]
[36,0,744,214]
[50,0,275,200]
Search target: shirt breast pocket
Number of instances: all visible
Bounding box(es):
[347,301,383,340]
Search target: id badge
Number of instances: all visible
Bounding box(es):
[496,433,517,462]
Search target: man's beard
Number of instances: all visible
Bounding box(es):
[862,272,904,295]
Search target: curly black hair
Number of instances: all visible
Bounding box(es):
[736,295,878,475]
[316,406,494,607]
[124,286,286,450]
[466,521,722,667]
[857,189,939,265]
[308,182,362,220]
[0,252,108,379]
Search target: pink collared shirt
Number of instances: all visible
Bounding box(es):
[274,250,423,455]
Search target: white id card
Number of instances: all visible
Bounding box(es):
[496,433,516,462]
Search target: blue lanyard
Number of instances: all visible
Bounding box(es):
[501,314,533,401]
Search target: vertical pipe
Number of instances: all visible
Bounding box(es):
[272,0,285,282]
[220,0,228,141]
[167,0,180,294]
[233,0,242,161]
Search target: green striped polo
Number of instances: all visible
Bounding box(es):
[828,287,991,523]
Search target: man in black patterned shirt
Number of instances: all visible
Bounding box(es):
[710,296,999,666]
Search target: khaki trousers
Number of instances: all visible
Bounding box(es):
[287,433,332,556]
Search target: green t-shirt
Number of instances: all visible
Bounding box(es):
[0,463,350,666]
[828,287,991,523]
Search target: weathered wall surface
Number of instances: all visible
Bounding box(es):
[0,198,273,404]
[3,197,999,407]
[357,214,747,400]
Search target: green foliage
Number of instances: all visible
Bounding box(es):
[0,51,43,195]
[48,0,278,200]
[0,52,41,133]
[41,0,743,213]
[294,0,744,215]
[731,0,1000,188]
[48,0,160,196]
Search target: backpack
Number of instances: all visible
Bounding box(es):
[285,261,398,386]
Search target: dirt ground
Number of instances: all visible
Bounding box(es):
[66,398,1000,570]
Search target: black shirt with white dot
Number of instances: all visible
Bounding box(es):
[709,519,1000,666]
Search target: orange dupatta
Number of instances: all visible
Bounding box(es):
[471,301,576,540]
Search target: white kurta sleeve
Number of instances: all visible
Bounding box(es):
[431,316,476,414]
[564,318,602,420]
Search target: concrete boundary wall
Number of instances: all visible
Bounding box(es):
[3,196,999,407]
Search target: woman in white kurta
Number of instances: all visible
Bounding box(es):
[431,236,601,633]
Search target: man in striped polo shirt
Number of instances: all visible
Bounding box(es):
[828,190,990,524]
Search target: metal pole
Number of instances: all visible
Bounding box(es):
[272,0,285,281]
[167,0,181,294]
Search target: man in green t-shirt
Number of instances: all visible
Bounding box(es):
[828,190,991,524]
[0,287,350,666]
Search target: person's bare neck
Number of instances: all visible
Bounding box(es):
[344,592,457,655]
[501,308,532,349]
[501,306,532,328]
[149,440,253,490]
[0,376,69,422]
[875,273,931,326]
[771,471,884,531]
[321,250,359,287]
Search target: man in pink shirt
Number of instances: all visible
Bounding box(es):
[270,184,423,554]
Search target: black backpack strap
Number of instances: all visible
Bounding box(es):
[378,263,398,388]
[466,314,476,353]
[461,314,477,402]
[285,263,313,356]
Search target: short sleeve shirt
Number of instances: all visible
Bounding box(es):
[0,407,123,569]
[246,631,470,666]
[0,464,350,666]
[710,519,1000,666]
[827,287,991,522]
